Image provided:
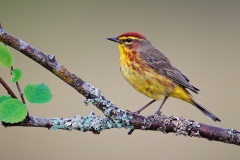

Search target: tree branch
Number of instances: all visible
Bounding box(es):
[0,27,239,146]
[3,111,240,145]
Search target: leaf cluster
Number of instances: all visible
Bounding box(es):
[0,43,52,123]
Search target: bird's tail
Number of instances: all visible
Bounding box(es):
[190,97,221,122]
[171,86,221,122]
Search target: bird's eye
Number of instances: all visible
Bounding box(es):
[126,38,133,43]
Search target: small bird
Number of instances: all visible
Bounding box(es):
[107,32,221,122]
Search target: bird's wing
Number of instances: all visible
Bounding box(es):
[139,48,199,93]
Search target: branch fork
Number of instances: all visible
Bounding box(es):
[0,26,239,146]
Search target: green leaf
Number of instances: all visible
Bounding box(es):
[11,68,22,82]
[0,95,12,103]
[24,83,52,103]
[0,99,28,123]
[0,42,14,68]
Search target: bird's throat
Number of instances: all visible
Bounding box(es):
[118,44,139,66]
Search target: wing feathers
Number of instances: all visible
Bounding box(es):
[139,47,199,93]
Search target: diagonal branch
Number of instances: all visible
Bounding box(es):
[0,27,239,146]
[0,76,17,98]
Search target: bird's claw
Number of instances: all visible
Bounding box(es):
[154,110,161,117]
[147,111,162,128]
[133,111,141,115]
[125,110,140,115]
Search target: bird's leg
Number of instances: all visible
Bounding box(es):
[148,95,169,128]
[154,95,169,116]
[128,99,156,135]
[135,99,156,114]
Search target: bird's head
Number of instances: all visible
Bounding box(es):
[107,32,149,51]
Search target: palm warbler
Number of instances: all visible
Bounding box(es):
[107,32,220,122]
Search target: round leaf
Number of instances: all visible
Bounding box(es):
[11,68,23,82]
[0,42,14,68]
[0,95,12,103]
[0,99,28,123]
[24,83,52,103]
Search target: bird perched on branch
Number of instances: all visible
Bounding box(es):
[107,32,220,123]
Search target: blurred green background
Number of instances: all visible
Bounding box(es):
[0,0,239,160]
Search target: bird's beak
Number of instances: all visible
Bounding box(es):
[107,37,121,43]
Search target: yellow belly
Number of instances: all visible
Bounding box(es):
[118,44,192,103]
[120,63,177,100]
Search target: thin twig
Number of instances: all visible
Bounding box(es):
[10,66,26,104]
[0,76,17,98]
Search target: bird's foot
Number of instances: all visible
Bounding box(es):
[147,110,162,128]
[125,109,141,115]
[133,111,141,115]
[126,109,131,113]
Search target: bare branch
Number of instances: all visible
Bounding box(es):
[0,28,239,146]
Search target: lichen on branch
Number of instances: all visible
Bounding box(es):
[0,27,240,146]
